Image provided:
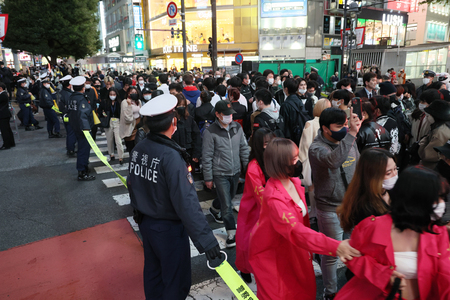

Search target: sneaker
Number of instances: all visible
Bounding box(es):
[209,207,223,224]
[323,293,336,300]
[101,132,106,136]
[226,235,236,248]
[77,171,96,181]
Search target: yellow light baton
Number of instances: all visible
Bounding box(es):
[207,251,258,300]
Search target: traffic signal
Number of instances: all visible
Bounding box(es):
[135,34,144,50]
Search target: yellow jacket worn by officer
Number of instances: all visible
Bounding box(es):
[128,94,221,300]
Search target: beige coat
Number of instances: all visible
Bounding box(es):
[418,123,450,169]
[119,100,141,139]
[298,117,321,186]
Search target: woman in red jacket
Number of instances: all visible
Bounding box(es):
[249,138,361,300]
[336,166,450,300]
[235,128,275,283]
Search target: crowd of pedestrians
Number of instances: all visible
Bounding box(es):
[2,62,450,299]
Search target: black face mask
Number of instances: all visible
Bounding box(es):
[94,85,101,89]
[288,161,303,178]
[130,94,139,101]
[176,106,186,116]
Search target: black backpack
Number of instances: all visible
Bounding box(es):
[284,101,312,145]
[254,111,285,137]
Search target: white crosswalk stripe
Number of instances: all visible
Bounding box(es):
[89,152,129,163]
[102,176,127,188]
[95,163,129,174]
[113,193,131,206]
[90,146,109,153]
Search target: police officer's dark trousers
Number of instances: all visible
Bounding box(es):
[0,117,15,147]
[64,121,76,151]
[76,134,90,171]
[19,104,36,127]
[43,108,60,133]
[139,215,191,300]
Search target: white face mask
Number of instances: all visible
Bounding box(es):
[331,100,341,108]
[268,78,274,85]
[110,96,116,101]
[225,77,230,81]
[346,88,353,93]
[221,114,233,124]
[419,103,427,112]
[215,75,220,78]
[382,174,398,190]
[248,79,251,84]
[144,94,152,101]
[139,80,144,85]
[375,84,380,90]
[398,94,404,101]
[85,84,91,89]
[423,78,431,85]
[431,202,446,221]
[44,84,50,89]
[298,88,307,94]
[277,80,282,86]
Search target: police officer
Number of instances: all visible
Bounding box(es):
[59,75,76,156]
[40,78,63,138]
[84,77,100,141]
[128,94,221,299]
[17,78,42,131]
[416,69,435,99]
[67,76,95,181]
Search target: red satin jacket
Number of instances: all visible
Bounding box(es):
[336,214,450,300]
[235,159,266,274]
[249,177,340,300]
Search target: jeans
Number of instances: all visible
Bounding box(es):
[316,208,349,295]
[212,173,240,232]
[43,108,60,133]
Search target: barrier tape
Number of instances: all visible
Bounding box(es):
[83,131,127,188]
[207,251,258,300]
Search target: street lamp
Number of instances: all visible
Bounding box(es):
[340,1,360,76]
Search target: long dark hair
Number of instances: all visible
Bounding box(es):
[390,166,445,233]
[337,148,394,232]
[249,128,276,180]
[107,87,122,105]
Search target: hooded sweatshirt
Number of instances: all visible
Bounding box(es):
[182,86,201,106]
[308,130,360,212]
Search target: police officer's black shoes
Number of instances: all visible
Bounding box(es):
[34,125,43,130]
[53,132,64,138]
[25,126,35,131]
[67,150,75,157]
[78,171,96,181]
[48,131,56,138]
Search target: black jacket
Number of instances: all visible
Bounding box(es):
[416,84,427,100]
[67,91,94,137]
[274,89,286,105]
[128,132,218,253]
[356,121,391,152]
[279,94,312,145]
[194,102,215,127]
[0,66,13,84]
[85,88,99,112]
[0,91,11,119]
[98,99,121,119]
[172,116,202,159]
[240,84,252,101]
[355,88,370,98]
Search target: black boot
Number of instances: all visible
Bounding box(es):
[25,126,35,131]
[48,131,56,138]
[78,171,95,181]
[34,125,43,130]
[53,132,64,138]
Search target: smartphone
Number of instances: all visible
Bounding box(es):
[351,97,363,120]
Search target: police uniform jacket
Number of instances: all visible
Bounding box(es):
[16,86,31,105]
[128,132,218,253]
[58,87,73,115]
[39,87,56,109]
[68,91,94,137]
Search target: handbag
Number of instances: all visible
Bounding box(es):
[98,111,110,128]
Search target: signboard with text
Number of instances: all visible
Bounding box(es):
[260,0,307,18]
[340,27,365,49]
[108,35,121,52]
[122,56,134,63]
